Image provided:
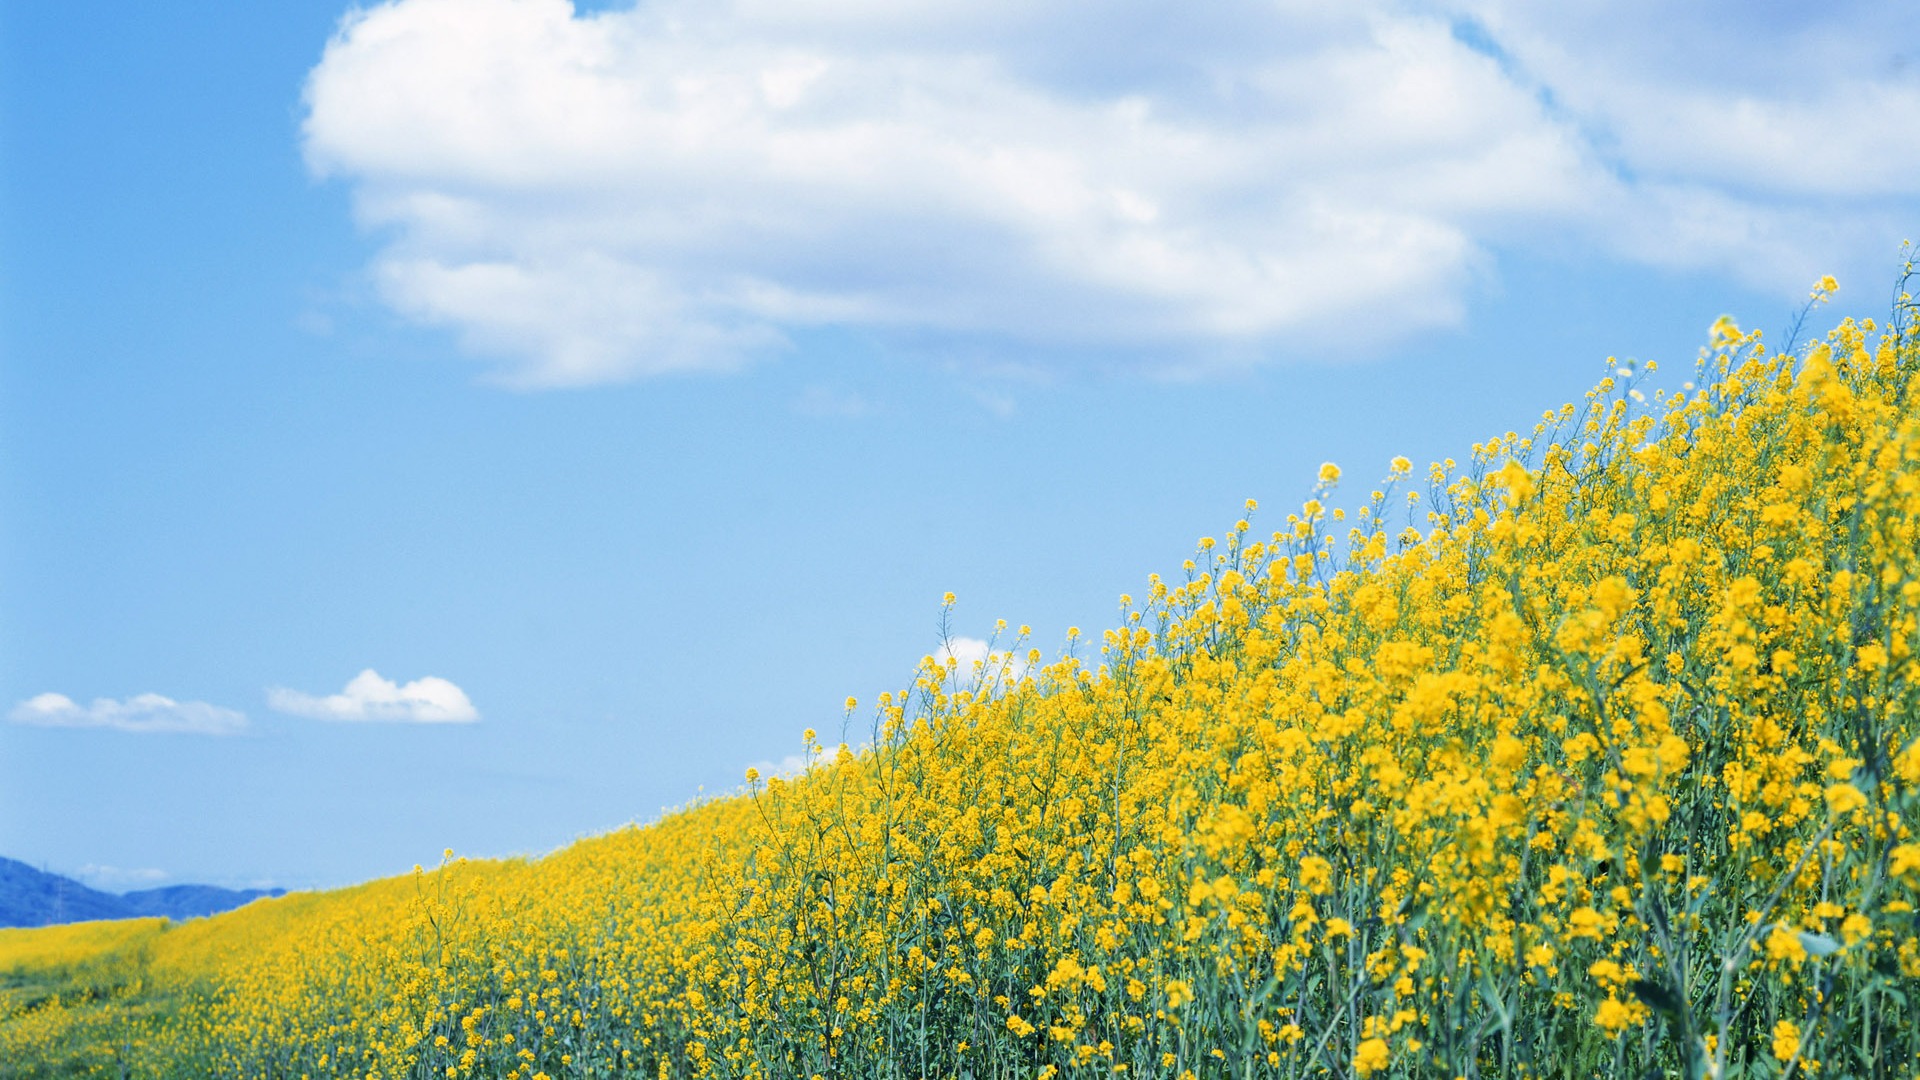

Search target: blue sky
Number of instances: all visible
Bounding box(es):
[2,0,1914,892]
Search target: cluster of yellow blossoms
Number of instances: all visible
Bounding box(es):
[7,271,1920,1078]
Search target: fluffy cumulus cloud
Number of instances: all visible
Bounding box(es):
[267,669,480,723]
[7,692,248,735]
[303,0,1920,385]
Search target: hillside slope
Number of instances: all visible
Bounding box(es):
[6,287,1920,1079]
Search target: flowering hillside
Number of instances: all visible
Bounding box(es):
[6,276,1920,1079]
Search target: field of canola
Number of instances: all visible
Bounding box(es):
[6,275,1920,1080]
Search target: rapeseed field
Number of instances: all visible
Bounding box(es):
[6,272,1920,1078]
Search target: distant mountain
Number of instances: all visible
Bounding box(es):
[0,857,283,929]
[120,883,284,920]
[0,857,128,927]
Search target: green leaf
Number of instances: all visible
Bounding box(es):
[1797,931,1842,957]
[1630,978,1683,1018]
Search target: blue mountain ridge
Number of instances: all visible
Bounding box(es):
[0,857,283,928]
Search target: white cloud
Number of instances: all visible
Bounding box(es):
[267,669,480,723]
[75,865,169,892]
[7,692,248,735]
[1440,0,1920,291]
[744,751,813,781]
[792,384,878,418]
[303,0,1919,385]
[931,635,1032,693]
[1450,1,1920,195]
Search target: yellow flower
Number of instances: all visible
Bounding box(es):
[1889,843,1920,881]
[1825,782,1867,815]
[1593,997,1634,1034]
[1352,1037,1390,1076]
[1765,924,1807,964]
[1565,907,1604,940]
[1494,459,1535,504]
[1297,856,1333,896]
[1772,1020,1801,1062]
[1841,913,1872,945]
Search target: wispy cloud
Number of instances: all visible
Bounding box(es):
[303,0,1917,386]
[267,669,479,724]
[75,865,169,892]
[7,692,248,735]
[792,385,879,418]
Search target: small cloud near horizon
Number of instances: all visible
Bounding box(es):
[75,865,170,892]
[7,692,248,735]
[743,751,814,782]
[267,669,479,724]
[932,635,1033,691]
